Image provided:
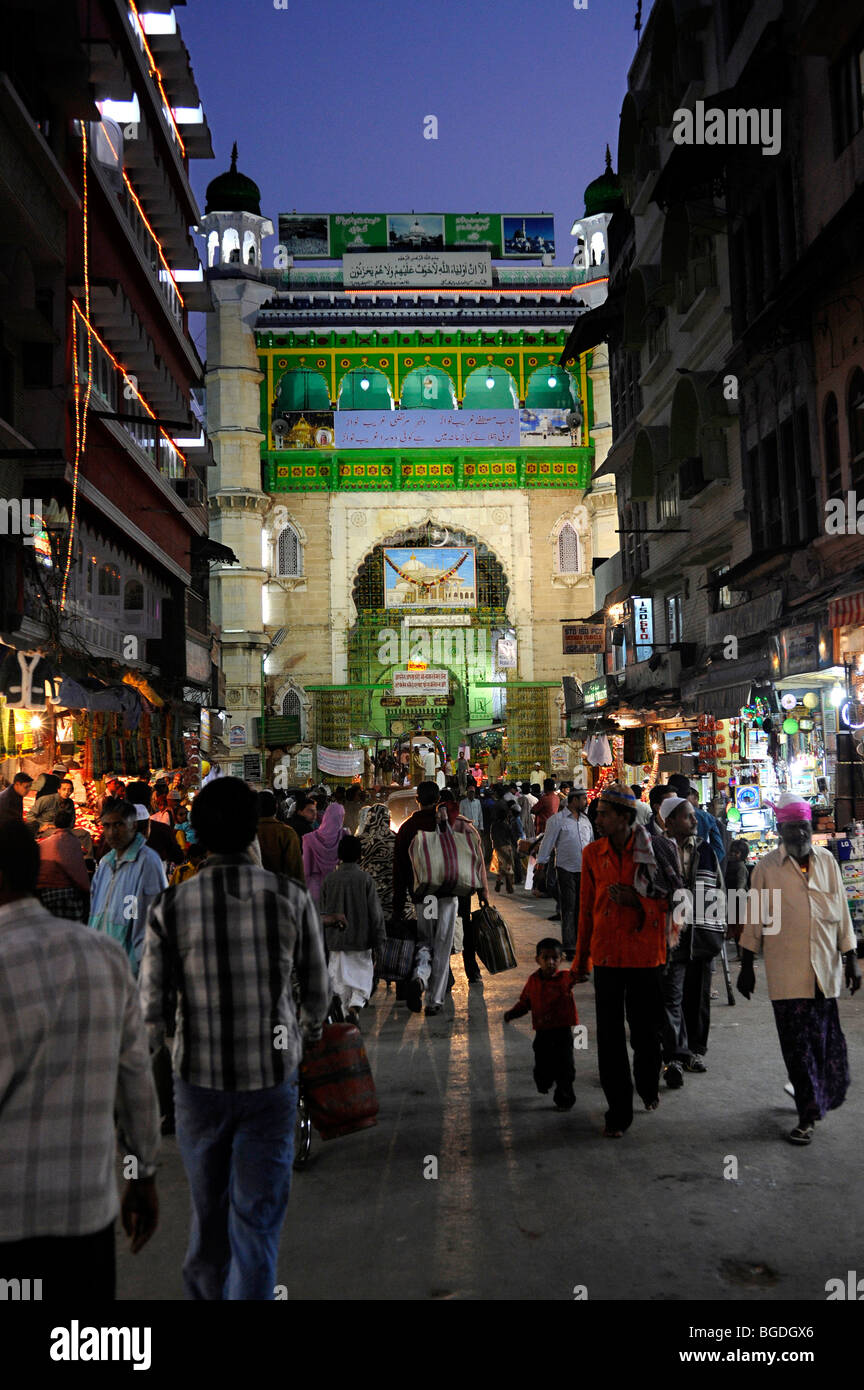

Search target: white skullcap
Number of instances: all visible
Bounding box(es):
[660,795,687,822]
[133,804,150,821]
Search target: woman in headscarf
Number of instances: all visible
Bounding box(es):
[357,801,397,923]
[302,801,346,905]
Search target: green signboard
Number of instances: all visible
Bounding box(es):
[277,213,556,260]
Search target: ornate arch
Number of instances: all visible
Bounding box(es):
[272,678,310,739]
[264,502,307,589]
[351,517,512,618]
[549,506,590,589]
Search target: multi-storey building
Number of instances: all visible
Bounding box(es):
[0,1,219,781]
[203,169,619,784]
[567,0,864,819]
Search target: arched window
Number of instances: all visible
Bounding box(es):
[525,366,577,410]
[221,227,240,265]
[337,367,393,411]
[124,578,144,610]
[461,365,519,409]
[207,231,220,268]
[282,690,301,718]
[242,230,257,266]
[98,563,121,598]
[823,393,842,499]
[274,369,331,413]
[277,523,302,577]
[558,524,580,573]
[849,369,864,490]
[400,366,456,410]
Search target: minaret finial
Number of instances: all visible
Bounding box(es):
[230,142,238,171]
[605,143,612,170]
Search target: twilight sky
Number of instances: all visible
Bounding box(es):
[177,0,648,268]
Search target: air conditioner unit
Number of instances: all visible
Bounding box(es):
[678,455,707,499]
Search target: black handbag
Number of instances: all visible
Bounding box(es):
[377,937,415,982]
[472,902,518,974]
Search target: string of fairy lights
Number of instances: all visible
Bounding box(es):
[62,78,191,610]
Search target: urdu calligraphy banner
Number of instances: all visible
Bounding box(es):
[342,251,492,288]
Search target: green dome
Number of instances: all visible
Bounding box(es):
[205,143,262,216]
[584,146,623,218]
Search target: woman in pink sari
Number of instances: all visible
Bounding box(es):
[302,802,346,904]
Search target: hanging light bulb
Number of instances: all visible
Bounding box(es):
[485,374,496,389]
[30,714,42,731]
[547,375,558,388]
[360,376,370,391]
[829,683,845,708]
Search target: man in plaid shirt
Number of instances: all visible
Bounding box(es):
[140,776,329,1301]
[0,821,160,1298]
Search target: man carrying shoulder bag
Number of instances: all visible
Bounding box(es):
[393,781,486,1018]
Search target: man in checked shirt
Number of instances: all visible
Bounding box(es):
[0,820,160,1299]
[140,776,330,1301]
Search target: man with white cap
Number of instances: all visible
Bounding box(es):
[134,803,184,870]
[737,791,861,1144]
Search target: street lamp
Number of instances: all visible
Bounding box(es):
[260,627,287,784]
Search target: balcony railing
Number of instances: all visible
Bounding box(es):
[118,180,184,327]
[75,305,187,481]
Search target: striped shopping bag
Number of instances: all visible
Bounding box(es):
[409,818,485,898]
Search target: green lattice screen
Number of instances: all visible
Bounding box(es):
[506,685,551,778]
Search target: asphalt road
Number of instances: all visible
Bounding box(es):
[117,884,864,1302]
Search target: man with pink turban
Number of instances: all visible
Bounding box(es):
[302,802,347,905]
[737,791,861,1144]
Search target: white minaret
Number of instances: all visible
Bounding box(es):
[200,146,274,771]
[571,146,620,311]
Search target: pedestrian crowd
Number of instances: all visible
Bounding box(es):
[0,756,859,1301]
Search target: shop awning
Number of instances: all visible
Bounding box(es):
[829,591,864,629]
[694,682,753,719]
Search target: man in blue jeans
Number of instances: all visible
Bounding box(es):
[140,777,329,1300]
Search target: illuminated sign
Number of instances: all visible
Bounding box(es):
[276,212,556,260]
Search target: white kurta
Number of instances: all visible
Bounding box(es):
[739,844,856,1000]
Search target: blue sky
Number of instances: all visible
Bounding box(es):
[178,0,646,268]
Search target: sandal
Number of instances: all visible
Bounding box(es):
[602,1127,624,1138]
[787,1124,814,1145]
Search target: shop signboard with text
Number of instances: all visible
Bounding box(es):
[583,676,608,709]
[563,624,605,655]
[632,596,654,661]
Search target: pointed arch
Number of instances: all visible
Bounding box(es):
[462,365,519,409]
[276,521,302,576]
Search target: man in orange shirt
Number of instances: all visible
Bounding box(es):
[572,784,668,1137]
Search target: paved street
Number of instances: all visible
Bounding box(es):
[117,887,864,1302]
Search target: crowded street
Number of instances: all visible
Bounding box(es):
[115,880,863,1305]
[2,0,864,1360]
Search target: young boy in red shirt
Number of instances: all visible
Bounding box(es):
[503,938,578,1110]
